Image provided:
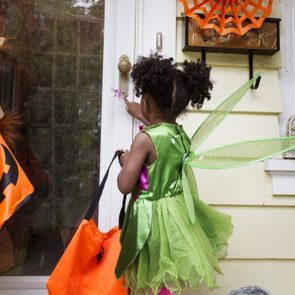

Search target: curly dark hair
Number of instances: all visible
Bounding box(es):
[131,53,213,118]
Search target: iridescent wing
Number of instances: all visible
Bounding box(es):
[187,137,295,169]
[181,74,295,226]
[191,73,261,152]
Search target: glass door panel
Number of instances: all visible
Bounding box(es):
[0,0,104,276]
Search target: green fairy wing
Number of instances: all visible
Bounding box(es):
[182,135,295,223]
[183,74,261,224]
[187,136,295,169]
[191,73,261,152]
[181,74,295,225]
[187,72,295,168]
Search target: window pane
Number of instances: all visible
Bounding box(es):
[0,0,104,275]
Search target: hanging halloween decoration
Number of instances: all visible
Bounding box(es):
[179,0,273,36]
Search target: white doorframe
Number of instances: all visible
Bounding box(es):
[98,0,137,231]
[135,0,177,58]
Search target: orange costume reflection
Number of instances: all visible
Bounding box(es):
[0,132,34,229]
[0,112,34,273]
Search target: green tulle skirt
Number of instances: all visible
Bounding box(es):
[124,194,233,295]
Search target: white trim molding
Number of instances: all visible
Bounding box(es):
[279,0,295,135]
[0,276,47,294]
[264,159,295,195]
[99,0,135,231]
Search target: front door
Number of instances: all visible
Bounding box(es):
[0,0,176,293]
[98,0,177,232]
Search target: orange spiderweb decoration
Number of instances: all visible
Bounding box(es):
[179,0,273,36]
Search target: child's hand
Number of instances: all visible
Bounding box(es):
[123,98,150,126]
[124,99,141,120]
[118,150,129,167]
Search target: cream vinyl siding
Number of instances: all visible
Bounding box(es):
[176,2,295,295]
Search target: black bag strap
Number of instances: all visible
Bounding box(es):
[118,194,127,229]
[84,151,127,229]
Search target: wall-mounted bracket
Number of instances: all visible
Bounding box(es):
[249,50,261,90]
[200,48,261,90]
[201,47,206,62]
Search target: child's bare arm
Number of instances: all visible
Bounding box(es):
[117,132,152,195]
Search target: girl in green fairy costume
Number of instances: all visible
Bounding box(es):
[114,54,295,294]
[115,53,227,295]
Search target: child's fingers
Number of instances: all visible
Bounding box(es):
[122,96,130,105]
[118,149,129,167]
[116,149,129,154]
[124,99,130,111]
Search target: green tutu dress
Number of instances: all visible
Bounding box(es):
[115,123,233,294]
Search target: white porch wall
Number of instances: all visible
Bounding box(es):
[176,1,295,295]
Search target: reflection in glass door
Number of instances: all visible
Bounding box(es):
[0,0,104,276]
